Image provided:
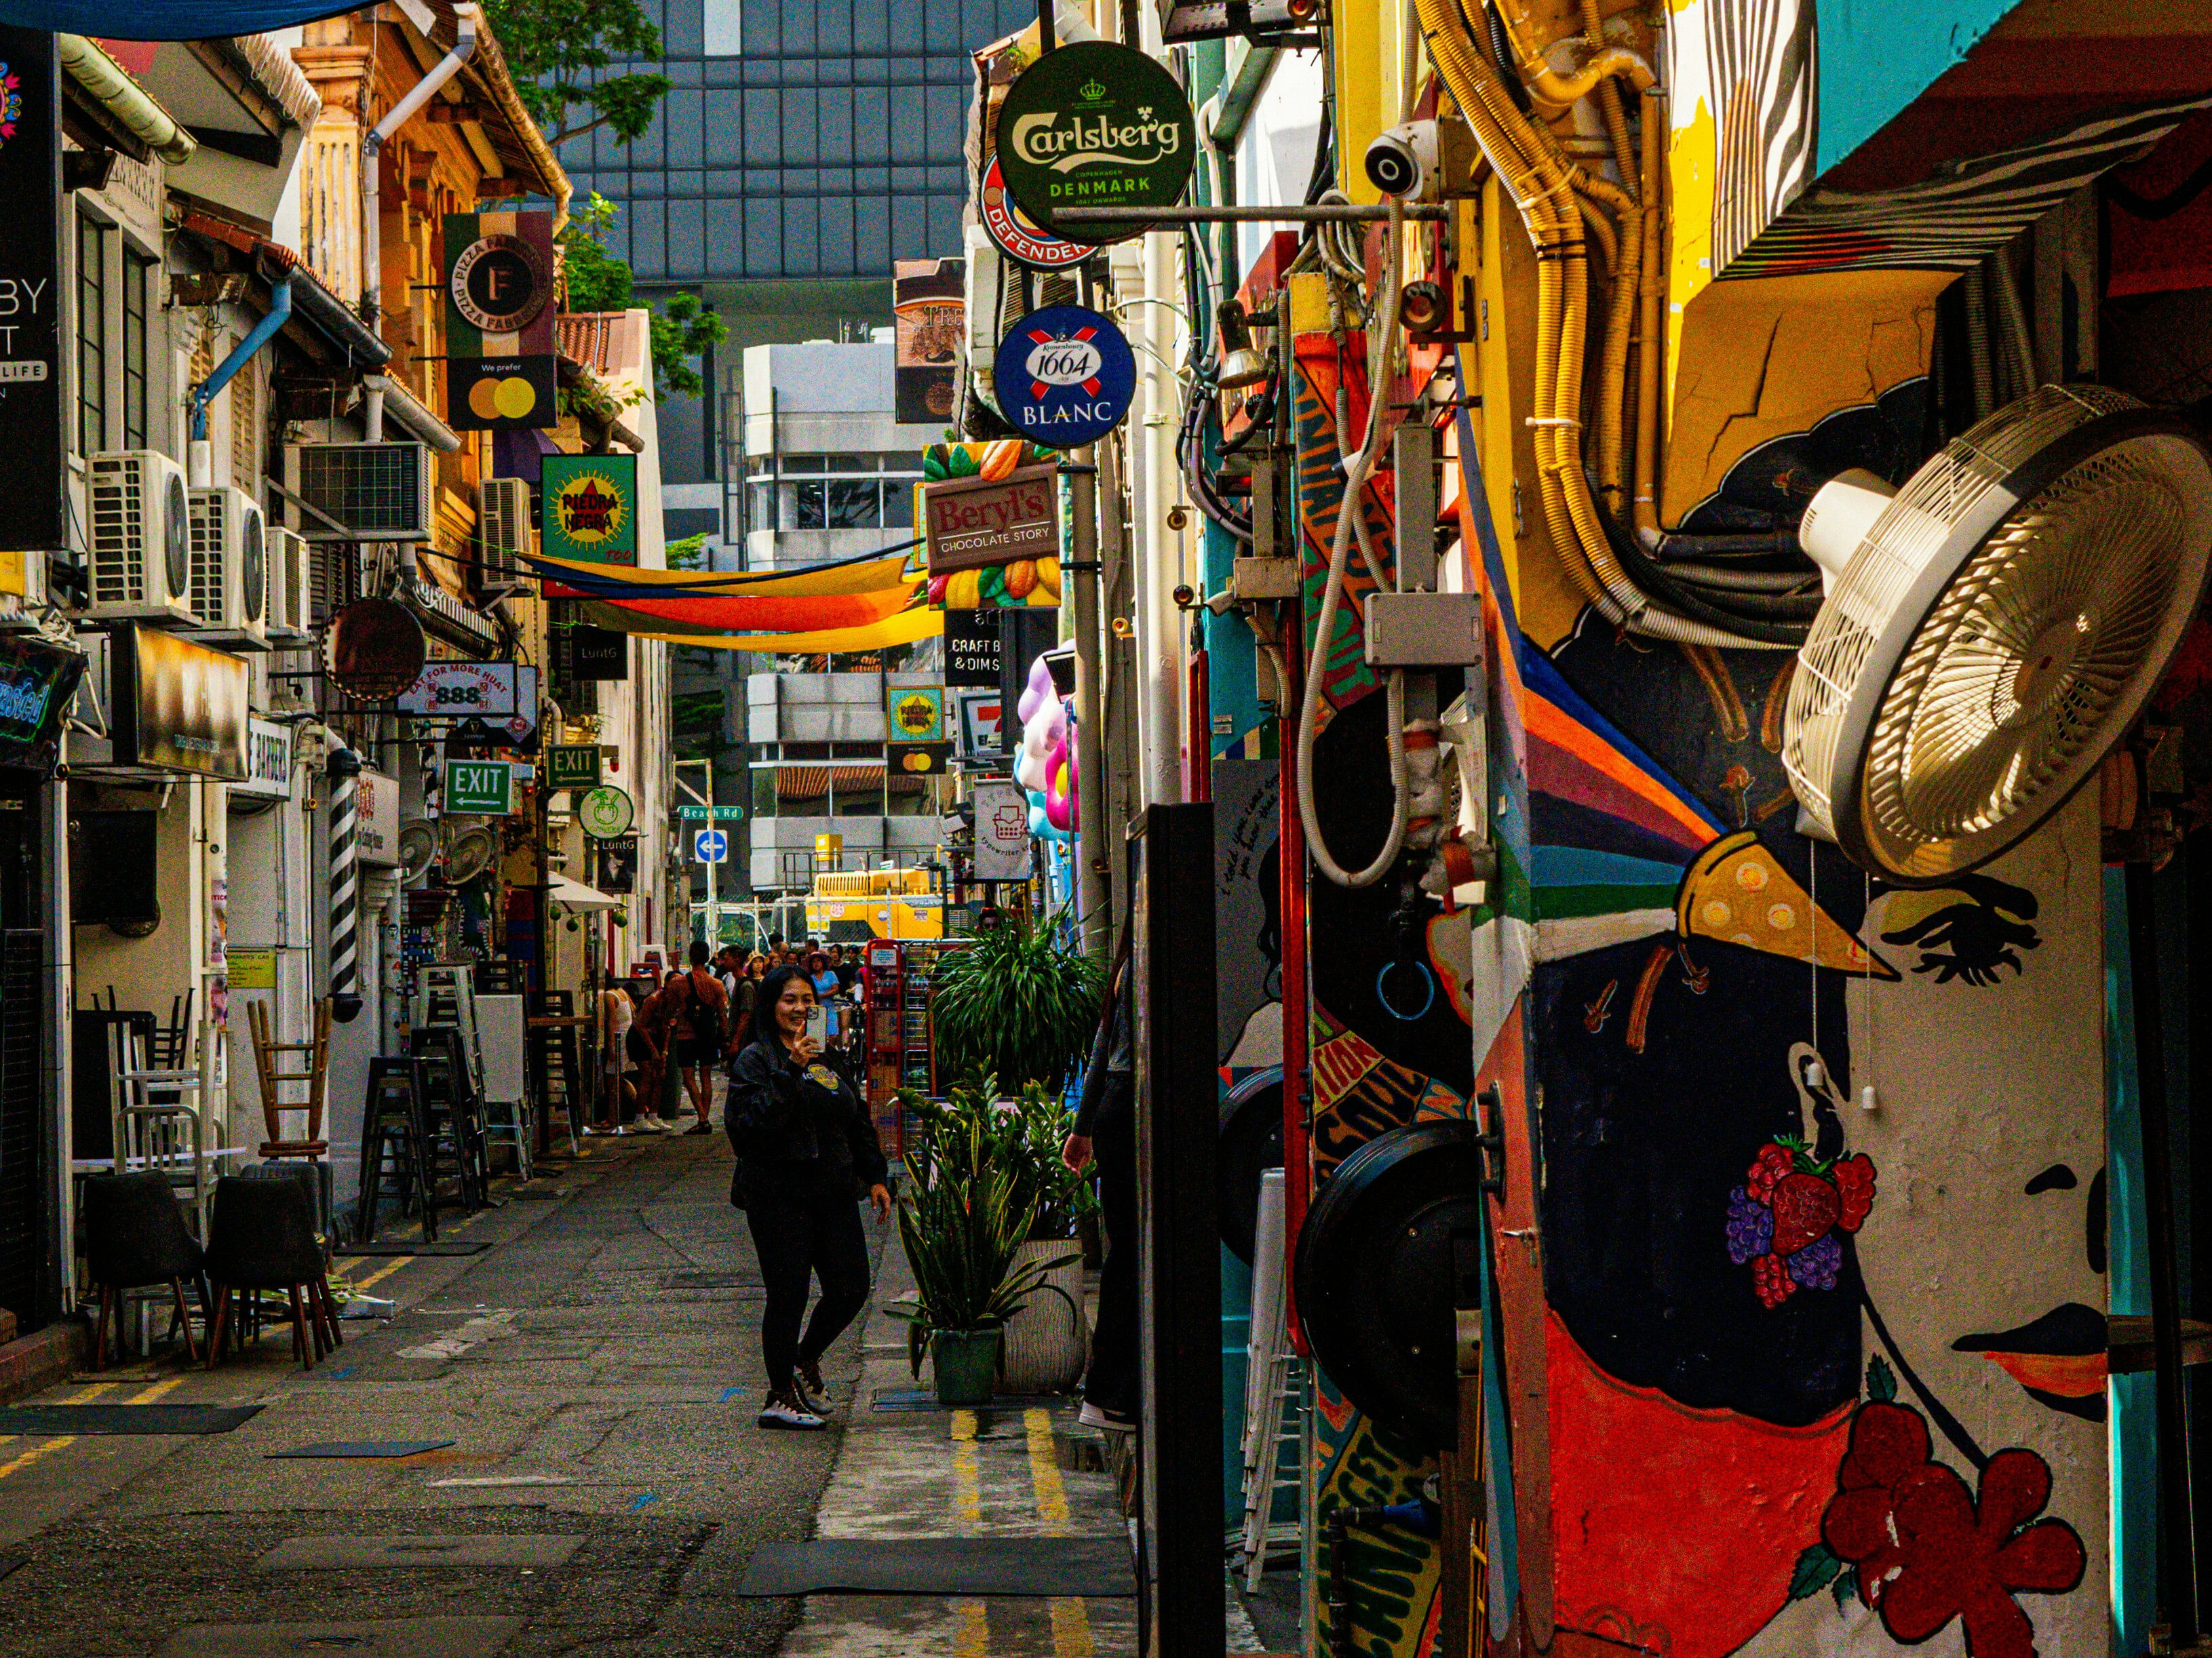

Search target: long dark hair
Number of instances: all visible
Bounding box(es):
[748,964,816,1057]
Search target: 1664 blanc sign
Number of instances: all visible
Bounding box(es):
[923,464,1060,578]
[994,42,1195,242]
[991,307,1136,450]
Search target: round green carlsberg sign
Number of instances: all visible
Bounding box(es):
[996,42,1195,244]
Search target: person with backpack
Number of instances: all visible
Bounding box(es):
[726,964,891,1429]
[641,942,730,1133]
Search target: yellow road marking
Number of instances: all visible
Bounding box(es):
[950,1408,982,1526]
[1024,1408,1070,1531]
[0,1378,142,1480]
[132,1377,185,1405]
[1024,1409,1092,1658]
[953,1598,988,1658]
[0,1436,76,1479]
[1049,1598,1095,1658]
[347,1258,409,1292]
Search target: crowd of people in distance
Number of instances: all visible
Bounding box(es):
[595,936,865,1137]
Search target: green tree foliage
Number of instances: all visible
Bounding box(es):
[666,532,709,571]
[560,195,731,399]
[482,0,672,149]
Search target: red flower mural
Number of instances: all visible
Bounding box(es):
[1819,1398,2085,1657]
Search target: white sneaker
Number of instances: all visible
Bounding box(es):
[758,1393,826,1431]
[636,1116,673,1134]
[796,1360,832,1413]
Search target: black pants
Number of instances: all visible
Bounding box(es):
[745,1185,872,1396]
[1084,1078,1138,1417]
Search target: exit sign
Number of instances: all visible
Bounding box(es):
[546,743,603,790]
[444,759,513,816]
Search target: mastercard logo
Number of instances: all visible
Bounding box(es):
[468,374,540,421]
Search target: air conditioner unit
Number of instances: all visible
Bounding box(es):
[86,451,199,626]
[477,477,532,592]
[288,441,434,542]
[267,526,312,642]
[185,485,270,650]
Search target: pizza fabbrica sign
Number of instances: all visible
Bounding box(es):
[995,42,1195,243]
[991,307,1136,450]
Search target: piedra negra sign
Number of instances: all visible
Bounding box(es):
[994,41,1195,242]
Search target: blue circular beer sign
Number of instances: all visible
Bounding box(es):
[991,305,1136,450]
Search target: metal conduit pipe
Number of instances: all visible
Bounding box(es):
[362,3,478,436]
[189,277,292,486]
[1416,0,1787,648]
[57,36,196,164]
[1492,0,1655,111]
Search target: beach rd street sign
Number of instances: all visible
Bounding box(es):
[676,805,746,821]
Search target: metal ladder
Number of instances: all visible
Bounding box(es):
[1239,1168,1305,1592]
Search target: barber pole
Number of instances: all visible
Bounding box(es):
[328,747,364,1022]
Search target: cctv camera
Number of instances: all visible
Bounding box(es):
[1365,121,1440,201]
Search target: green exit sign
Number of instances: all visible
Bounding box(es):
[546,744,603,790]
[444,759,513,816]
[676,804,745,821]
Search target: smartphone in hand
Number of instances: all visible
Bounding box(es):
[804,1004,828,1048]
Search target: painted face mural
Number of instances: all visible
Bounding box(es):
[1500,613,2106,1658]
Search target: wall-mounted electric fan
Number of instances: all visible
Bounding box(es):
[443,825,498,885]
[1783,384,2212,885]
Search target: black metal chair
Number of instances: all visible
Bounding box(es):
[203,1175,338,1371]
[81,1172,208,1369]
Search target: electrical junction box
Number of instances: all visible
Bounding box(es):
[1363,591,1485,669]
[1230,555,1301,601]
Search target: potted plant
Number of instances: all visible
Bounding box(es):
[929,917,1104,1092]
[894,1101,1072,1405]
[995,1081,1098,1393]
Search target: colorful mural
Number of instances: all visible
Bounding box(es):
[1448,319,2107,1655]
[1294,327,1473,1658]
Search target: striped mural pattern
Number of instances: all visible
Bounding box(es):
[1723,96,2212,278]
[1692,0,1819,274]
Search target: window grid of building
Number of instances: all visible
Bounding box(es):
[121,248,153,451]
[75,212,109,456]
[558,0,1031,283]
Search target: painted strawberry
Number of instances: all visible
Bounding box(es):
[1745,1143,1795,1203]
[1770,1171,1842,1259]
[1833,1154,1877,1232]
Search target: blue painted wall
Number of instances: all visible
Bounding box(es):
[1814,0,2020,176]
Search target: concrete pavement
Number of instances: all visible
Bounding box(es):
[0,1131,1136,1656]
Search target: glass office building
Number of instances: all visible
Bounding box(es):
[556,0,1032,529]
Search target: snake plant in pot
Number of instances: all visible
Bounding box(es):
[893,1103,1076,1404]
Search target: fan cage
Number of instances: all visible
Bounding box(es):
[1784,384,2212,882]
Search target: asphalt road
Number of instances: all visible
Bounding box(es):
[0,1134,859,1657]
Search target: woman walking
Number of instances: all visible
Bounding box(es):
[726,964,891,1429]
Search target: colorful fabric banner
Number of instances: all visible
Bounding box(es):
[625,608,946,654]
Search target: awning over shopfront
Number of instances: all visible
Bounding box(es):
[547,873,620,912]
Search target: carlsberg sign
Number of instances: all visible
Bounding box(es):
[995,43,1195,241]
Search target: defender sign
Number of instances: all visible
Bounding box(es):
[995,42,1195,243]
[991,307,1135,450]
